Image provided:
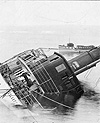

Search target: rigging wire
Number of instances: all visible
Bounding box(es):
[0,89,39,123]
[93,77,100,89]
[84,68,93,79]
[32,90,74,110]
[83,66,100,89]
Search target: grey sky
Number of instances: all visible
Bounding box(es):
[0,1,100,26]
[0,1,100,62]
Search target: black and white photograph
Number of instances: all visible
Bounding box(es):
[0,1,100,123]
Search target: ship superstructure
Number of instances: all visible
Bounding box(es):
[0,47,100,109]
[59,43,95,54]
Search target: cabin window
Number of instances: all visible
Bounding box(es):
[72,61,80,70]
[55,64,66,73]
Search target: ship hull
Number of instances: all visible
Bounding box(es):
[30,84,84,109]
[3,48,100,110]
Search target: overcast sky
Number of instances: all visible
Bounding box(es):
[0,1,100,26]
[0,1,100,62]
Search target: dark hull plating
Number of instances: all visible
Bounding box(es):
[28,84,84,109]
[0,47,100,110]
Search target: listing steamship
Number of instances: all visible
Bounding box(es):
[0,46,100,110]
